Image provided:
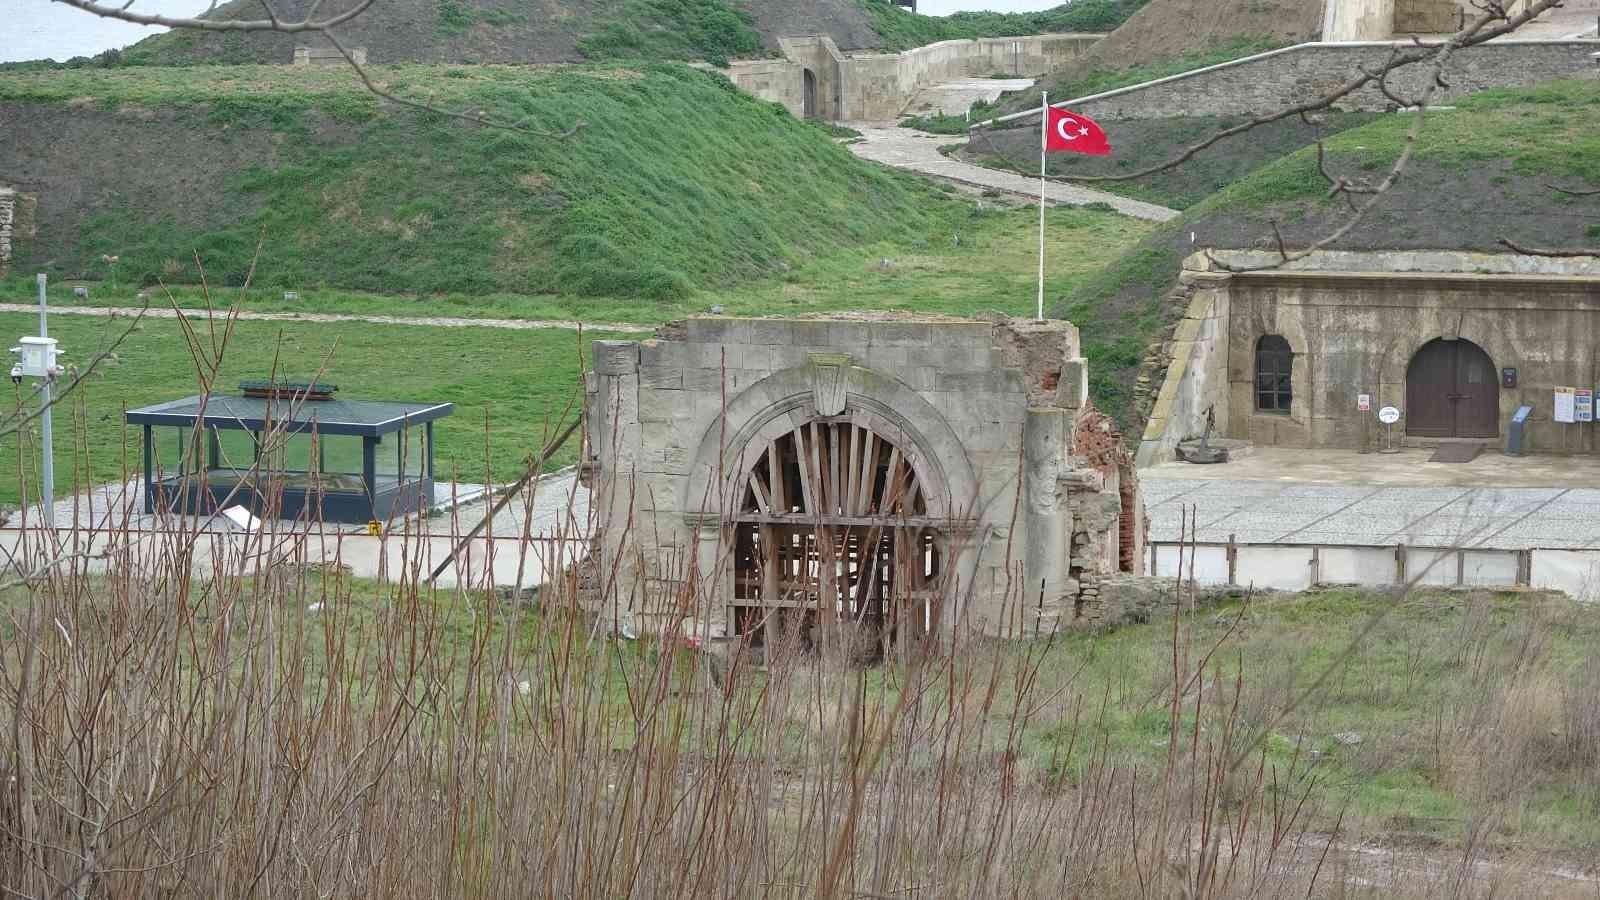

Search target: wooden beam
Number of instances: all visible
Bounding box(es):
[748,472,772,516]
[767,440,785,514]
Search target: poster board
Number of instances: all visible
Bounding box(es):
[1554,386,1577,424]
[1579,388,1595,424]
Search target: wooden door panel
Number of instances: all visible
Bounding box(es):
[1406,339,1456,437]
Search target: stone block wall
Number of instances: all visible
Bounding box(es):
[1065,40,1600,121]
[838,33,1099,121]
[583,315,1141,638]
[1154,250,1600,454]
[717,32,1100,123]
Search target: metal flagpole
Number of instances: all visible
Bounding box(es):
[1037,91,1047,322]
[36,274,53,529]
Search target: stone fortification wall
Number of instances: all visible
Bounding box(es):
[837,33,1099,120]
[1162,251,1600,454]
[1063,40,1600,120]
[718,33,1099,121]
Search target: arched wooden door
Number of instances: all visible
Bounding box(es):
[1406,338,1499,438]
[730,418,941,657]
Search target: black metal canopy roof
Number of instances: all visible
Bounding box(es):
[125,394,453,437]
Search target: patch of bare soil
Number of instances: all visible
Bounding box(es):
[1073,0,1324,72]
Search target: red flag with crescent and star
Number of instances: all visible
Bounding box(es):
[1045,106,1111,156]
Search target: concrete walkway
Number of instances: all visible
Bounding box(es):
[0,303,654,334]
[1144,449,1600,548]
[1,472,591,590]
[844,124,1179,223]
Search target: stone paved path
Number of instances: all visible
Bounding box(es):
[845,124,1179,223]
[0,303,654,334]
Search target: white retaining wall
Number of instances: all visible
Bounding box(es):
[1145,540,1600,596]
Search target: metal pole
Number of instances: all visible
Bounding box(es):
[1037,91,1047,323]
[36,273,53,528]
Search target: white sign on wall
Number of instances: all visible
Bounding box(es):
[1357,393,1371,412]
[1554,386,1577,424]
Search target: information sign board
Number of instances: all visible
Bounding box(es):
[1357,393,1371,412]
[1555,386,1577,424]
[1578,388,1594,423]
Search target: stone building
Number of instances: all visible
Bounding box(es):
[1138,250,1600,464]
[583,314,1142,645]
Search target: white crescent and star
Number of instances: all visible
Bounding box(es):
[1055,117,1092,142]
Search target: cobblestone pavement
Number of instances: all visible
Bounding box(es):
[0,303,654,334]
[844,123,1179,223]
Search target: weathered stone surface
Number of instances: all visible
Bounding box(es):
[589,315,1141,639]
[592,340,640,376]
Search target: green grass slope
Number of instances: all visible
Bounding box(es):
[0,63,968,300]
[1054,79,1600,424]
[89,0,879,65]
[856,0,1149,51]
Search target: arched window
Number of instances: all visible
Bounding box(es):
[1255,335,1293,413]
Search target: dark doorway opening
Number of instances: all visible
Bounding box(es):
[1406,338,1499,438]
[802,68,818,119]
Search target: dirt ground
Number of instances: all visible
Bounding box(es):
[1066,0,1323,73]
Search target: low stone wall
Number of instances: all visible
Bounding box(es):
[1063,40,1600,121]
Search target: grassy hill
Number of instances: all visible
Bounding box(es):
[1044,79,1600,423]
[38,0,1151,68]
[0,62,973,300]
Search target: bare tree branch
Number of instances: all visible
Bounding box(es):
[49,0,376,33]
[1546,183,1600,197]
[1497,237,1600,257]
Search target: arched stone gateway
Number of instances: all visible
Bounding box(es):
[582,315,1144,640]
[801,68,818,120]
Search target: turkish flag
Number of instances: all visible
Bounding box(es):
[1045,106,1111,156]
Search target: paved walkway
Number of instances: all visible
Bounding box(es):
[844,124,1179,223]
[0,303,654,334]
[1144,448,1600,548]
